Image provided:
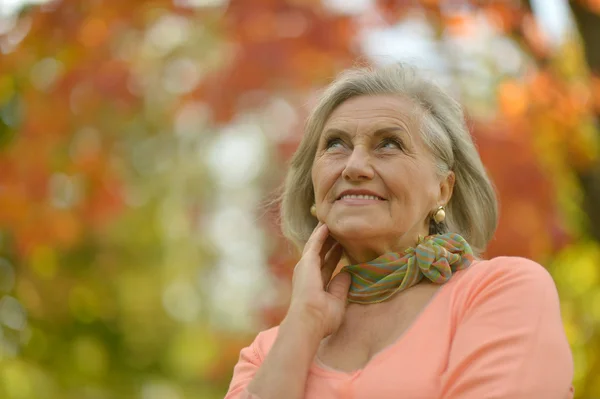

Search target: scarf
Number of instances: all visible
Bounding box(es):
[340,232,474,304]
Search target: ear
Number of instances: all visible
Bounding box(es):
[439,171,455,205]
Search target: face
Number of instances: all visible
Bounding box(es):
[311,94,454,263]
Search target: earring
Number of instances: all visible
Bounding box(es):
[433,205,446,224]
[310,204,317,217]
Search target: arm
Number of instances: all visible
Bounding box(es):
[440,257,574,399]
[225,223,351,399]
[225,312,323,399]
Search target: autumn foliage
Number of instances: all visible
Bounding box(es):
[0,0,600,398]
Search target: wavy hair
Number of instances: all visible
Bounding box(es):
[280,63,498,256]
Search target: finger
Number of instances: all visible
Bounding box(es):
[321,243,343,287]
[327,272,351,302]
[303,223,328,255]
[319,235,337,264]
[303,222,324,253]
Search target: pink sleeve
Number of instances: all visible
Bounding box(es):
[440,257,574,399]
[224,337,264,399]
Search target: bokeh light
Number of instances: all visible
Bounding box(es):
[1,0,600,398]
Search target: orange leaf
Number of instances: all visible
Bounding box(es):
[443,12,474,36]
[497,80,528,118]
[79,18,109,48]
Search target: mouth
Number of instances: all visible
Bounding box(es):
[336,190,386,201]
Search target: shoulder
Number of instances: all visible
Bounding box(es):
[450,256,560,311]
[459,256,555,289]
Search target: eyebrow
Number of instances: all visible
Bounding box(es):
[322,126,408,139]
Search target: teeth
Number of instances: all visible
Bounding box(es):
[341,194,381,200]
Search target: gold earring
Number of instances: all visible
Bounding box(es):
[310,204,317,217]
[433,205,446,224]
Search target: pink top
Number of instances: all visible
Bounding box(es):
[226,257,575,399]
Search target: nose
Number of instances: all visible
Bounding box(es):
[342,146,374,181]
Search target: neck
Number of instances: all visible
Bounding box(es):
[340,232,475,305]
[340,232,426,265]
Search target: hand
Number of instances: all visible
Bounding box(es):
[287,223,351,338]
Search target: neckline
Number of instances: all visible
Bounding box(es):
[310,260,479,378]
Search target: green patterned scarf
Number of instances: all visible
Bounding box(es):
[340,232,474,304]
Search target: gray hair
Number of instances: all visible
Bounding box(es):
[280,63,498,256]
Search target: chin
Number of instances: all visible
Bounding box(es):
[328,218,381,242]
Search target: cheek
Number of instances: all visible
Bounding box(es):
[385,164,434,203]
[384,168,413,196]
[312,160,341,199]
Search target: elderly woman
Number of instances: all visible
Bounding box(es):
[225,64,574,399]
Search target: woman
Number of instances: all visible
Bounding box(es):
[225,64,574,398]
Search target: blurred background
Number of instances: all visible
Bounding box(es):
[1,0,600,398]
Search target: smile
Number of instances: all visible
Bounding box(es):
[338,194,384,201]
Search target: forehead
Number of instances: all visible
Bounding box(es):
[324,95,420,130]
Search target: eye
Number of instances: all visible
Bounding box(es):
[325,137,345,150]
[379,137,403,150]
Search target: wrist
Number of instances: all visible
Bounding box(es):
[282,306,326,340]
